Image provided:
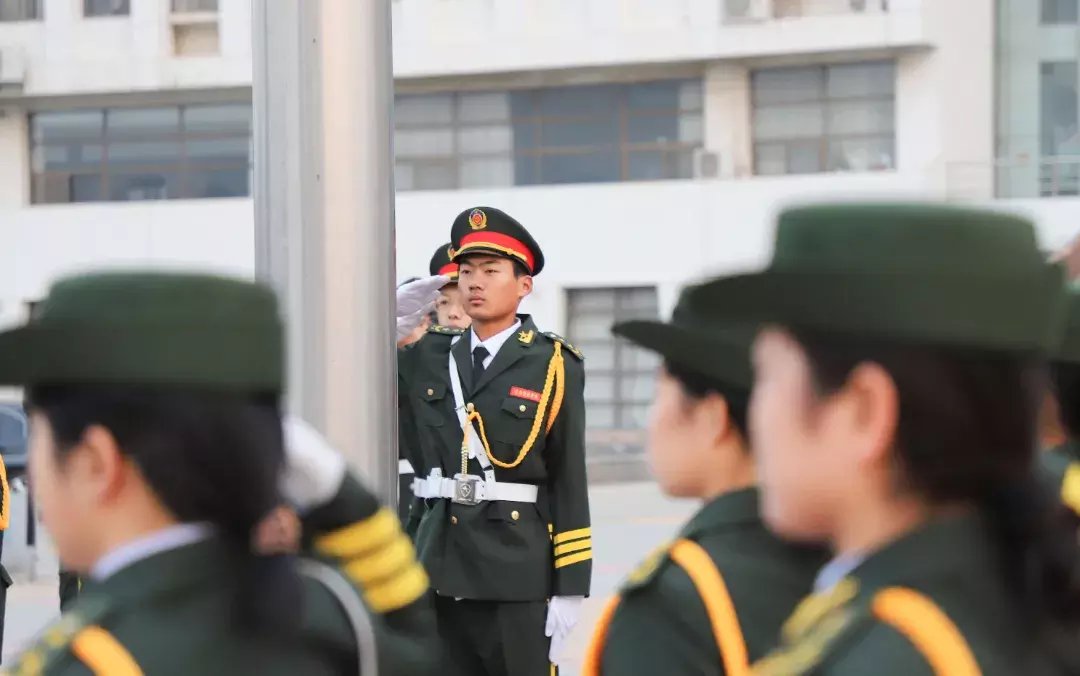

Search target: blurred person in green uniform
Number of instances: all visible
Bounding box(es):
[2,271,437,676]
[687,204,1080,674]
[1041,283,1080,519]
[400,207,590,676]
[582,288,824,675]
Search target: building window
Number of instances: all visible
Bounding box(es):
[84,0,129,17]
[394,79,703,190]
[0,0,41,21]
[752,61,895,175]
[1042,0,1079,24]
[1039,61,1080,196]
[566,287,660,457]
[30,103,252,204]
[172,0,218,12]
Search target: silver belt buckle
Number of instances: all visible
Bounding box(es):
[451,474,482,506]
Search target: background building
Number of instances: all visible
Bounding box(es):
[0,0,1077,463]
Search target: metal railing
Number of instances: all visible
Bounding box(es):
[946,156,1080,200]
[0,0,41,22]
[172,0,218,13]
[722,0,894,23]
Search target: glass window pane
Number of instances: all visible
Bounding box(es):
[35,143,104,171]
[184,104,251,133]
[32,111,103,141]
[1041,61,1079,156]
[627,81,680,111]
[106,141,181,166]
[395,129,454,158]
[538,151,619,184]
[510,90,537,118]
[540,120,618,148]
[620,404,652,429]
[412,162,456,190]
[584,374,616,403]
[619,345,661,371]
[512,121,539,151]
[827,100,894,136]
[826,62,895,99]
[538,85,618,116]
[456,125,513,154]
[679,81,705,111]
[619,374,656,401]
[627,151,667,180]
[71,174,104,202]
[569,289,617,314]
[1042,0,1079,23]
[752,67,824,105]
[826,136,894,172]
[788,142,823,174]
[586,405,616,429]
[568,313,615,341]
[186,168,249,198]
[459,157,513,188]
[679,112,704,143]
[106,108,180,136]
[755,143,787,175]
[575,342,616,370]
[186,138,250,161]
[457,92,510,123]
[513,154,538,185]
[627,115,679,145]
[395,94,454,126]
[754,104,825,141]
[85,0,129,16]
[108,172,178,201]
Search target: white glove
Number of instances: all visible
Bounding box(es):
[396,275,449,319]
[280,415,348,511]
[545,595,584,667]
[396,307,430,342]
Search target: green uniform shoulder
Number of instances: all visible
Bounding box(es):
[428,324,465,337]
[620,540,676,594]
[542,331,584,361]
[8,594,114,675]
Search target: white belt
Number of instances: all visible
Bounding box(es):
[411,469,538,505]
[399,459,414,475]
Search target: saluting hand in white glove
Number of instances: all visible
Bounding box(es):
[395,275,450,341]
[279,415,348,512]
[545,595,584,668]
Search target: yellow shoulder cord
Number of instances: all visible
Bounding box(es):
[71,626,144,676]
[0,454,9,531]
[461,341,565,470]
[871,587,981,676]
[1062,462,1080,516]
[670,539,751,676]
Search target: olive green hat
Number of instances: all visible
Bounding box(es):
[0,271,284,392]
[613,286,753,390]
[688,203,1066,352]
[1053,283,1080,364]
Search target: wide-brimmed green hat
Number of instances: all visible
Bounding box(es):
[613,286,753,390]
[0,271,284,392]
[688,203,1066,352]
[1053,283,1080,364]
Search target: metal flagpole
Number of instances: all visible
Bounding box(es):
[251,0,398,502]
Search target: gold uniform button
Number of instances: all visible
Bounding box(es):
[519,404,527,412]
[427,388,435,396]
[511,510,520,521]
[451,516,458,525]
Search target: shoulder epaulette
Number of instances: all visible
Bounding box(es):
[543,332,584,360]
[428,324,465,336]
[9,594,113,674]
[620,540,674,593]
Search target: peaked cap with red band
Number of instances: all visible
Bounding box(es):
[429,241,460,281]
[450,206,545,276]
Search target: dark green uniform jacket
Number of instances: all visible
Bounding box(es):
[7,475,438,676]
[752,514,1063,675]
[596,488,823,675]
[399,315,591,600]
[1040,441,1080,518]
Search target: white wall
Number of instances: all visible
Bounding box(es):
[0,111,28,206]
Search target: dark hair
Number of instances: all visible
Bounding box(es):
[791,329,1080,664]
[1050,361,1080,439]
[26,384,301,636]
[664,360,750,439]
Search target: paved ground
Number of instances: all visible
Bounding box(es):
[2,481,696,671]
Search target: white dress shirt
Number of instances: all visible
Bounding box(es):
[90,522,214,581]
[469,319,522,367]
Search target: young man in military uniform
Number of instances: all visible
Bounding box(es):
[400,207,591,676]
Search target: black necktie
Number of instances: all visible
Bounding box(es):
[472,345,489,385]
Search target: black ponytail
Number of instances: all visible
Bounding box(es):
[27,384,302,636]
[792,330,1080,668]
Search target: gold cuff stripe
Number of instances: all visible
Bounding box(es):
[871,587,980,676]
[341,536,417,587]
[1062,462,1080,516]
[315,508,399,558]
[71,626,144,676]
[361,563,430,614]
[554,538,592,557]
[553,527,591,545]
[554,550,592,569]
